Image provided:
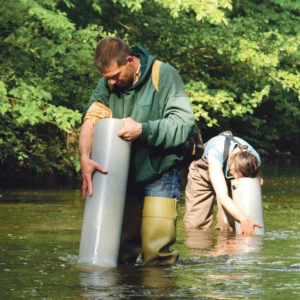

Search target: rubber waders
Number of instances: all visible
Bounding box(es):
[141,197,179,264]
[118,195,142,264]
[231,177,265,235]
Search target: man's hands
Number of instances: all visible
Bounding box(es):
[81,157,107,199]
[118,117,142,141]
[240,217,262,235]
[80,117,141,199]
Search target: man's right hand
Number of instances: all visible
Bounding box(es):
[81,157,107,199]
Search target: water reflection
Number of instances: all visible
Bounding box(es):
[78,265,176,299]
[184,228,264,256]
[79,268,122,299]
[1,158,300,299]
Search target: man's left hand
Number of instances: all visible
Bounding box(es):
[118,117,142,141]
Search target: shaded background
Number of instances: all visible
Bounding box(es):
[0,0,299,187]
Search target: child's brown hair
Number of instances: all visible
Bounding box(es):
[230,151,260,178]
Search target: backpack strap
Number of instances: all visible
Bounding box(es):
[223,135,236,170]
[152,60,162,92]
[151,59,204,162]
[222,133,248,173]
[222,134,248,173]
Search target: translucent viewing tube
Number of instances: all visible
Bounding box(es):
[231,177,265,235]
[77,118,131,267]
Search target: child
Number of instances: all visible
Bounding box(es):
[184,132,263,234]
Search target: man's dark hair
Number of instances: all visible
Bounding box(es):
[230,151,260,178]
[94,38,132,72]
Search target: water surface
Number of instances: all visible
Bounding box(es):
[1,158,300,299]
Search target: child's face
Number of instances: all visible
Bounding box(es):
[229,162,243,179]
[229,148,243,179]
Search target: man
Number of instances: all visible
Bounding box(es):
[184,132,263,234]
[79,38,194,264]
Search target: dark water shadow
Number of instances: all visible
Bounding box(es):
[0,189,82,204]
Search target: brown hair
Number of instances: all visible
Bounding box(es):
[230,151,260,178]
[94,38,132,72]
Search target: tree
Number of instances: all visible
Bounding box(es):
[0,0,299,185]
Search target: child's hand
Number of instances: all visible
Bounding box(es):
[259,177,264,186]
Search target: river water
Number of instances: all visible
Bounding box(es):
[1,158,300,299]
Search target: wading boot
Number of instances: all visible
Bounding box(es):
[118,195,142,264]
[141,196,179,264]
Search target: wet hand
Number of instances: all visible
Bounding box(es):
[118,117,142,141]
[81,157,107,199]
[240,218,262,235]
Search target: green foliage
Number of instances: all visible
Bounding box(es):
[0,0,299,185]
[0,79,81,177]
[0,0,104,180]
[107,0,299,145]
[186,80,270,128]
[114,0,232,23]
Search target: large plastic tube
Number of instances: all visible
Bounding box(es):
[231,177,265,235]
[77,118,131,267]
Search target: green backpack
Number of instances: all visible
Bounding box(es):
[152,60,203,162]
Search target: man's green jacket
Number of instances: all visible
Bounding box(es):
[82,45,194,184]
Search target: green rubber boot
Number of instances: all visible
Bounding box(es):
[141,197,179,264]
